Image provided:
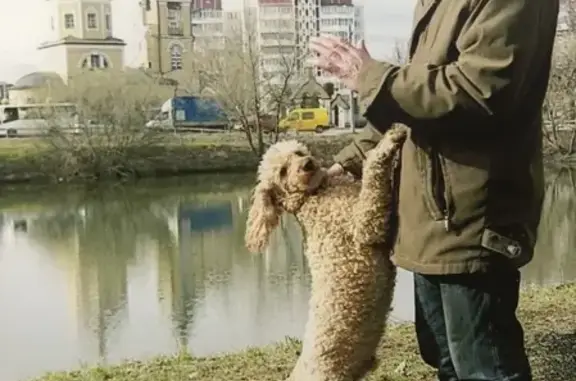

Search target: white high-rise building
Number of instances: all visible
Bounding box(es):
[317,0,364,87]
[191,0,226,50]
[258,0,363,86]
[190,0,257,50]
[255,0,298,85]
[189,0,363,88]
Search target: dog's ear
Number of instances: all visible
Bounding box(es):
[245,181,281,253]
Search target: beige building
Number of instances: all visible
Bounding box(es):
[142,0,195,84]
[9,0,125,104]
[40,0,126,79]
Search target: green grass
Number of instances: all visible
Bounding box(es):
[0,138,45,159]
[32,283,576,381]
[0,134,352,184]
[0,131,342,156]
[0,135,242,158]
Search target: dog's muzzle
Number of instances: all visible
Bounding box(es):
[303,159,315,172]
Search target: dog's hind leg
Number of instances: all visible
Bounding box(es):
[352,126,406,247]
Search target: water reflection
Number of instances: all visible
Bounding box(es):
[523,168,576,285]
[0,170,574,381]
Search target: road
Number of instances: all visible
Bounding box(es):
[320,127,356,136]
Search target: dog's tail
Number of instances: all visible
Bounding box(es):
[353,125,406,248]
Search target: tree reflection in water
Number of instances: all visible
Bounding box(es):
[523,168,576,285]
[0,168,572,377]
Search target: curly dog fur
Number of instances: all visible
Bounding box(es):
[245,126,406,381]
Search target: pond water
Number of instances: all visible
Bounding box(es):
[0,170,575,381]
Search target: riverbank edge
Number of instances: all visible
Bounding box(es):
[33,283,576,381]
[0,134,574,185]
[0,135,351,185]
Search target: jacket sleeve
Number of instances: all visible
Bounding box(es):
[332,122,383,178]
[357,0,545,129]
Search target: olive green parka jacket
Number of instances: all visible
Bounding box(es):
[334,0,560,274]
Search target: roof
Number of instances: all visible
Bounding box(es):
[291,68,330,101]
[330,93,350,110]
[11,72,64,90]
[38,36,126,50]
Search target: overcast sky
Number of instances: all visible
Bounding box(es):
[0,0,415,83]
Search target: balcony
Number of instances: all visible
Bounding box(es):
[168,26,184,36]
[192,9,223,21]
[259,38,295,47]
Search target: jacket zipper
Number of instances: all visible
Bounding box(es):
[430,151,451,232]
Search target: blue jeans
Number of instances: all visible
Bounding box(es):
[414,268,532,381]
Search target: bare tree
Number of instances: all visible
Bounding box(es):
[260,42,301,144]
[387,34,576,159]
[39,70,174,180]
[193,21,300,156]
[560,0,576,34]
[543,40,576,158]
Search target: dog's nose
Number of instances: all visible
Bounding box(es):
[303,159,315,172]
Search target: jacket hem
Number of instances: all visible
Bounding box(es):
[391,253,494,275]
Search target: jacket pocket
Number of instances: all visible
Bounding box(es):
[430,151,452,231]
[419,147,452,229]
[441,145,490,229]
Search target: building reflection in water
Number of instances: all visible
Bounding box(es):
[28,201,137,365]
[0,170,572,380]
[523,168,576,285]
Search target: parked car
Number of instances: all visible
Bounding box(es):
[146,96,229,131]
[233,114,283,133]
[278,107,331,133]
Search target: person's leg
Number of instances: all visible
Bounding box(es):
[413,273,458,381]
[440,268,532,381]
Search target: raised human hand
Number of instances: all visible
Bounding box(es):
[309,35,371,91]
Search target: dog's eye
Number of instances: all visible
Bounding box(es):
[294,151,305,157]
[279,166,287,177]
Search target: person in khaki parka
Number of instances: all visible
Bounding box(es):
[309,0,560,379]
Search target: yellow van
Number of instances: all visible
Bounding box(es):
[279,108,331,133]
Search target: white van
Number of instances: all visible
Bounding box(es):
[0,103,78,137]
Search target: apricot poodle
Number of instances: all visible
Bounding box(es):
[245,126,406,381]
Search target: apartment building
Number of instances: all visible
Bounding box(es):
[141,0,362,89]
[256,0,298,84]
[142,0,195,75]
[317,0,363,87]
[191,0,226,49]
[256,0,363,85]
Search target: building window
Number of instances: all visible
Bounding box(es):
[81,53,110,69]
[64,13,75,29]
[170,45,183,71]
[167,2,183,36]
[105,14,111,30]
[87,13,98,29]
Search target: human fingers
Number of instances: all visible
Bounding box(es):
[310,41,359,77]
[357,39,369,55]
[309,39,344,62]
[310,37,349,61]
[312,35,364,63]
[327,163,345,177]
[307,56,342,77]
[308,41,346,74]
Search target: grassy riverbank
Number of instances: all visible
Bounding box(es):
[34,283,575,381]
[0,132,574,184]
[0,133,350,184]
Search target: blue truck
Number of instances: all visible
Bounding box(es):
[145,96,229,131]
